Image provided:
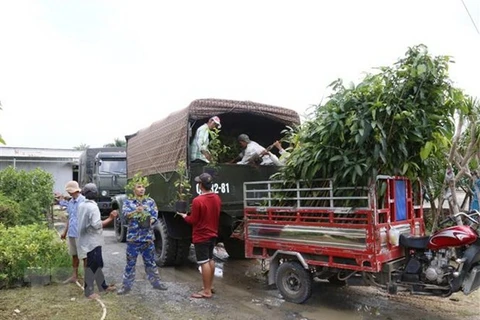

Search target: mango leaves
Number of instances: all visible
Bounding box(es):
[278,44,467,185]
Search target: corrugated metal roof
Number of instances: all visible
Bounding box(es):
[0,146,83,159]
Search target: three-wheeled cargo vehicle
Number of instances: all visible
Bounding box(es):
[243,175,480,303]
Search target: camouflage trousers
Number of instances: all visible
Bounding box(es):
[122,242,161,289]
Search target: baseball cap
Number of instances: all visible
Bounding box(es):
[194,172,213,185]
[65,181,81,193]
[238,134,250,143]
[82,183,98,194]
[210,116,221,128]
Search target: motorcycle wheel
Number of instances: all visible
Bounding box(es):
[275,261,312,304]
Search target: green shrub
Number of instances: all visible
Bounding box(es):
[0,193,20,227]
[0,224,70,287]
[0,167,54,225]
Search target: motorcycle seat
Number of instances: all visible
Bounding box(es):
[399,234,430,249]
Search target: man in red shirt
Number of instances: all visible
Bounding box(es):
[177,172,221,299]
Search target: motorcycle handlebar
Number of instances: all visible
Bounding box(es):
[454,211,480,225]
[468,210,480,219]
[439,211,480,227]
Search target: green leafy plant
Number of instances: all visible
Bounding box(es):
[132,211,149,221]
[125,172,150,200]
[208,128,231,167]
[103,138,126,147]
[0,167,54,225]
[0,224,70,287]
[277,44,461,187]
[0,193,20,227]
[130,210,151,228]
[173,160,191,202]
[218,134,240,163]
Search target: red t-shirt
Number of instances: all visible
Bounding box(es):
[184,192,222,244]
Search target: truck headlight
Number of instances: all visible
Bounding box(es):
[101,190,108,197]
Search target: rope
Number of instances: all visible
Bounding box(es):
[75,280,107,320]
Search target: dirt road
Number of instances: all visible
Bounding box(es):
[99,227,480,320]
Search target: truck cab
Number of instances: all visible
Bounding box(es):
[93,151,127,213]
[78,147,126,216]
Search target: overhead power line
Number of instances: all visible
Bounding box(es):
[461,0,480,35]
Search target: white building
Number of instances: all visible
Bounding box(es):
[0,146,82,193]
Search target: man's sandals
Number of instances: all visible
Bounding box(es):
[191,291,212,299]
[201,287,216,294]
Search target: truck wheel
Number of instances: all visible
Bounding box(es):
[175,239,192,266]
[276,261,313,304]
[223,238,246,259]
[114,216,126,243]
[153,217,178,267]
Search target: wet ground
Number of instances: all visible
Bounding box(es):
[94,227,479,320]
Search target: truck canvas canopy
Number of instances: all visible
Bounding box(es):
[126,98,301,177]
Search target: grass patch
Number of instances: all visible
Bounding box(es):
[0,284,156,320]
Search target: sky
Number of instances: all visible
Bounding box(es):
[0,0,479,149]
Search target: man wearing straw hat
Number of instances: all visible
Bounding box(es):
[61,180,85,284]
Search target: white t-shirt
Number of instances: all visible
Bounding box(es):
[77,200,104,259]
[237,141,273,165]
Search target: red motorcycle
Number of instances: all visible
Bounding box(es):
[396,211,480,296]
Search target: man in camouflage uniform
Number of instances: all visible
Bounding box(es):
[117,177,167,295]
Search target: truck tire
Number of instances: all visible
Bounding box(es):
[175,239,192,266]
[276,261,313,304]
[153,217,178,267]
[114,216,126,243]
[222,238,246,259]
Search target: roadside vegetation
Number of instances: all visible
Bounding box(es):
[0,167,70,288]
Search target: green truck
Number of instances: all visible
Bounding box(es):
[112,98,300,266]
[78,147,127,216]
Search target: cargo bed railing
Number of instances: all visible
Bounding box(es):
[244,179,371,210]
[243,176,422,272]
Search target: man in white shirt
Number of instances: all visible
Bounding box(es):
[259,140,291,166]
[230,134,274,165]
[190,116,222,164]
[77,183,117,299]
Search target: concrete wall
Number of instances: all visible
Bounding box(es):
[0,160,75,194]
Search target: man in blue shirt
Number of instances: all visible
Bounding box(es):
[61,180,85,284]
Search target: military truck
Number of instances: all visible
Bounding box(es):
[78,147,127,215]
[112,98,300,266]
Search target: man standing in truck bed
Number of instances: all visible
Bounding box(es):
[190,116,222,164]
